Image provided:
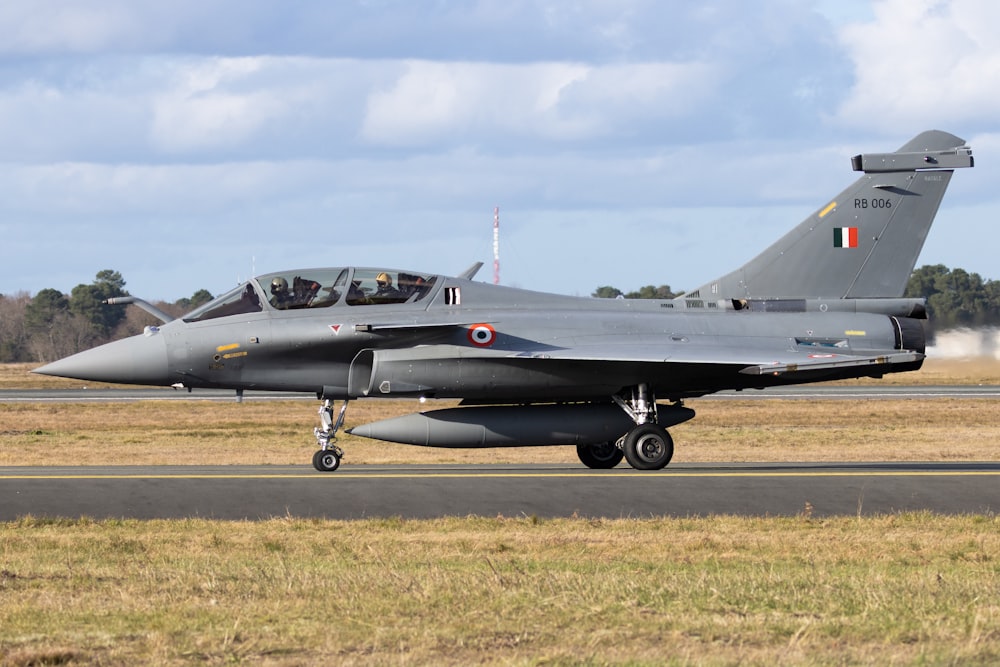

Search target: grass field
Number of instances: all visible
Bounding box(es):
[2,515,999,666]
[3,395,1000,467]
[1,361,999,665]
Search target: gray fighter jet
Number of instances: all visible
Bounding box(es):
[35,130,974,471]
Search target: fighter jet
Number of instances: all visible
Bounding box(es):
[35,130,974,472]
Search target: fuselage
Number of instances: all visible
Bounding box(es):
[35,266,925,403]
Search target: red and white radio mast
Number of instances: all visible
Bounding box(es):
[492,205,500,285]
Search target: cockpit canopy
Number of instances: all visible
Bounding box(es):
[183,268,438,322]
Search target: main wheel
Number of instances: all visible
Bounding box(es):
[313,449,341,472]
[576,441,624,469]
[622,424,674,470]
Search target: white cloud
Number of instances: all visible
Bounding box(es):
[361,59,719,146]
[0,0,690,61]
[835,0,1000,131]
[362,61,588,145]
[149,57,293,153]
[0,56,391,161]
[0,2,140,53]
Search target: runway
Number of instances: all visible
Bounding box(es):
[1,463,997,520]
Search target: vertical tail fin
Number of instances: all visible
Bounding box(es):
[691,130,973,300]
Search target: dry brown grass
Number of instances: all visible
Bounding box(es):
[829,356,1000,386]
[1,514,999,666]
[2,396,999,467]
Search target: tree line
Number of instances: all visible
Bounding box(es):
[1,264,997,364]
[903,264,1000,331]
[593,264,1000,334]
[0,270,212,363]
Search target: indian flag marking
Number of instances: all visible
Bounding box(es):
[833,227,858,248]
[818,201,837,218]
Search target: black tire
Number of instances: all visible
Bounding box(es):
[622,424,673,470]
[576,441,624,469]
[313,449,341,472]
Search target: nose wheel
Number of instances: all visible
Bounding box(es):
[312,447,343,472]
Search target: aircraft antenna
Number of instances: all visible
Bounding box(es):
[492,205,500,285]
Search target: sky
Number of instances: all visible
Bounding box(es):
[1,0,999,302]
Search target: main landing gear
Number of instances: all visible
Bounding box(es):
[575,384,676,471]
[313,398,348,471]
[575,441,624,469]
[620,423,674,471]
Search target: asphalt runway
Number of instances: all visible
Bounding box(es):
[2,463,997,520]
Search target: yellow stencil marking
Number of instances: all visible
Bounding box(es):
[818,201,837,218]
[845,330,866,336]
[216,343,240,352]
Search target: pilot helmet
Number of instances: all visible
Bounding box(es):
[271,277,288,294]
[376,272,392,287]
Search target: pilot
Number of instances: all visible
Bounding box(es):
[346,280,367,305]
[372,272,402,302]
[269,277,294,309]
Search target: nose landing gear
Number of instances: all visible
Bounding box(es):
[312,448,342,472]
[313,399,348,472]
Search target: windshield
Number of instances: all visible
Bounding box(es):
[183,282,263,322]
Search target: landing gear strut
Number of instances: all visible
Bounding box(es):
[313,398,348,471]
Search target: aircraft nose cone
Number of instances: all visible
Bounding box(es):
[33,330,170,386]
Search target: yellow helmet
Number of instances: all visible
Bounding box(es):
[376,272,391,286]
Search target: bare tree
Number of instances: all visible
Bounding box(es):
[0,292,32,362]
[27,311,101,363]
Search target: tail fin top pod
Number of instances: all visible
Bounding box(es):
[690,131,973,300]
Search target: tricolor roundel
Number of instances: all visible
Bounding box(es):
[467,323,497,347]
[833,227,858,248]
